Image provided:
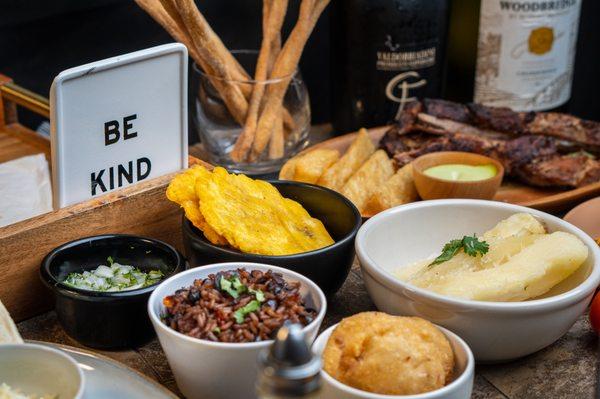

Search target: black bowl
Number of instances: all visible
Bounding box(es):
[40,234,185,349]
[182,180,361,296]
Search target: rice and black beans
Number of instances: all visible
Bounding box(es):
[162,268,317,343]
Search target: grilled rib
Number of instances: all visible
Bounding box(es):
[422,99,600,152]
[380,100,600,188]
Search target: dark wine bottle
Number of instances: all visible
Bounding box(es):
[330,0,451,133]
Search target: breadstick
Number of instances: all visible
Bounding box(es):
[136,0,296,138]
[176,0,249,124]
[231,0,288,162]
[171,0,250,85]
[136,0,245,125]
[135,0,199,61]
[266,12,286,160]
[251,0,330,159]
[268,112,285,159]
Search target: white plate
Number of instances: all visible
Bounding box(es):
[35,341,177,399]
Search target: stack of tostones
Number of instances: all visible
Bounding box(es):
[166,166,334,255]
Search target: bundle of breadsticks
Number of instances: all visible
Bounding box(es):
[135,0,330,162]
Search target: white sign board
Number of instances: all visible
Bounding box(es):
[50,43,188,208]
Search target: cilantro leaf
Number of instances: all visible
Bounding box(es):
[429,239,463,266]
[107,256,114,266]
[233,300,261,323]
[429,235,489,267]
[463,235,489,257]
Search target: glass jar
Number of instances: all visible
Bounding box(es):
[191,50,311,175]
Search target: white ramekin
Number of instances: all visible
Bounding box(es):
[148,262,327,399]
[0,343,84,399]
[312,323,474,399]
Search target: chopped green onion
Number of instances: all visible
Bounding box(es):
[249,288,265,302]
[63,257,164,292]
[233,300,261,323]
[219,275,247,298]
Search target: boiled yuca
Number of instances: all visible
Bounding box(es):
[397,213,546,283]
[318,128,375,190]
[396,213,588,301]
[482,213,546,242]
[479,213,547,268]
[420,232,587,301]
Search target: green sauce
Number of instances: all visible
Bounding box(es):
[424,164,497,182]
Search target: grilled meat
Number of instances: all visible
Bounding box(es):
[381,128,501,168]
[422,98,600,151]
[527,112,600,152]
[516,154,600,188]
[380,99,600,188]
[423,98,470,123]
[467,103,535,135]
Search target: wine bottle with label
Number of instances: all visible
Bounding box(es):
[446,0,582,111]
[330,0,451,133]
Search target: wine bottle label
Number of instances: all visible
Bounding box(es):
[474,0,581,111]
[377,38,438,119]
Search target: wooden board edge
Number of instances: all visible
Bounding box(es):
[518,182,600,211]
[0,157,210,239]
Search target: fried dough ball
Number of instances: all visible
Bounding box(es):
[322,312,454,395]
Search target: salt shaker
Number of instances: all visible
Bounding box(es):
[256,323,322,398]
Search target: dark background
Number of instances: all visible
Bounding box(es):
[1,0,598,132]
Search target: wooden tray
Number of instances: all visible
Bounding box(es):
[307,126,600,213]
[0,75,206,321]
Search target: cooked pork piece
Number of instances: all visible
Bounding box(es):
[527,112,600,151]
[380,100,600,188]
[381,128,501,168]
[423,98,470,123]
[516,154,600,188]
[421,98,600,151]
[467,103,534,135]
[416,113,516,140]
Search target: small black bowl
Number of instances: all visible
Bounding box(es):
[40,234,185,349]
[182,180,361,296]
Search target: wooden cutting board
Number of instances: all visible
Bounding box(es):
[305,126,600,213]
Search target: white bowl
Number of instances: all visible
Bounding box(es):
[148,262,327,399]
[0,343,84,399]
[312,323,474,399]
[356,199,600,362]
